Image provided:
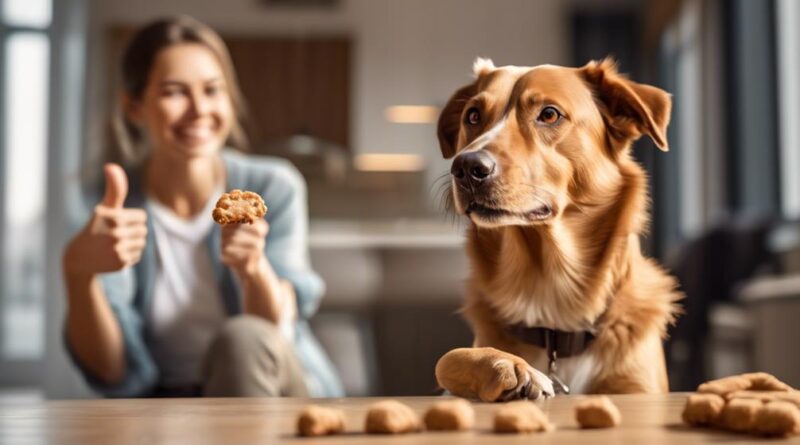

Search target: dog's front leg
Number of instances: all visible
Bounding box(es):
[435,347,554,402]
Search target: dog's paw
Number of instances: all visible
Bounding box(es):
[435,347,554,403]
[490,358,554,402]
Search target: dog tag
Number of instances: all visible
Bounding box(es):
[547,350,570,394]
[549,372,570,395]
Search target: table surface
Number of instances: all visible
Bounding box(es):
[2,393,798,444]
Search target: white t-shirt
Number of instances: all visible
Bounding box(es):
[147,190,227,387]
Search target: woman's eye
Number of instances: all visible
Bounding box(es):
[162,88,184,98]
[205,85,223,96]
[537,106,562,125]
[465,107,481,126]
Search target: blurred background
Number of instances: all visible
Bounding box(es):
[0,0,799,399]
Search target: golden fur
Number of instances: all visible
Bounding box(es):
[434,59,682,399]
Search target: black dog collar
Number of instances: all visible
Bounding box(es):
[506,324,597,395]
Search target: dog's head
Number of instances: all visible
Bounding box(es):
[438,58,670,228]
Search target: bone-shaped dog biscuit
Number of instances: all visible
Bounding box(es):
[683,372,800,437]
[697,372,792,396]
[212,189,267,225]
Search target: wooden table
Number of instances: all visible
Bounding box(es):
[2,393,798,444]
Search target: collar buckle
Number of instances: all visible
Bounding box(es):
[546,332,570,394]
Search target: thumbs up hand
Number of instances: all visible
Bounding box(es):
[63,163,148,277]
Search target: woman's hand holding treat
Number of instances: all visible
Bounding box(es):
[216,190,294,324]
[220,218,269,278]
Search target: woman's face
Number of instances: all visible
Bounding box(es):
[129,43,234,161]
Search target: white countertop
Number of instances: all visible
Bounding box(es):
[738,274,800,303]
[309,218,467,249]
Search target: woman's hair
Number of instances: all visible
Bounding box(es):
[111,16,249,165]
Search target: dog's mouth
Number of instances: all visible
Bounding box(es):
[465,201,554,224]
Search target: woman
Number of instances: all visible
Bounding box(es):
[62,16,342,398]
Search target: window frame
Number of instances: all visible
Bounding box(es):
[0,0,53,387]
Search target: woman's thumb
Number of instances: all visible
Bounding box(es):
[101,163,128,208]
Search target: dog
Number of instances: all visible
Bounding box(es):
[434,58,682,401]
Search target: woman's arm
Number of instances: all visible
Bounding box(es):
[62,267,126,384]
[220,220,296,324]
[62,163,147,385]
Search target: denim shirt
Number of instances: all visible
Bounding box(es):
[64,150,343,398]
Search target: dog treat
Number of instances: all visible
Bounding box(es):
[753,401,800,437]
[423,398,475,431]
[716,398,763,433]
[296,405,345,437]
[212,189,267,225]
[365,400,420,434]
[684,373,800,437]
[574,396,621,428]
[726,390,800,407]
[682,393,726,426]
[493,400,553,433]
[697,372,793,396]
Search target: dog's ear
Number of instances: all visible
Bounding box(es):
[437,83,476,159]
[580,58,671,152]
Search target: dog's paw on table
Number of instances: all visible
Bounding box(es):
[683,371,800,437]
[435,347,555,402]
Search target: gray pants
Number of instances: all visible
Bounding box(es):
[201,315,309,397]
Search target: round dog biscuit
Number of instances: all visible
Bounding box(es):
[717,397,763,432]
[575,396,621,428]
[424,398,475,431]
[493,400,553,433]
[365,400,420,434]
[296,405,345,437]
[682,393,725,426]
[753,401,800,437]
[212,189,267,225]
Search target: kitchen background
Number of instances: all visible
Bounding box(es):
[1,0,799,399]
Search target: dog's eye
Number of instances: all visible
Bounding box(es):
[537,106,562,125]
[465,107,481,126]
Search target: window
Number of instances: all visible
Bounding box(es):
[0,0,51,384]
[777,0,800,218]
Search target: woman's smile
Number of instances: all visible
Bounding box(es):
[174,122,218,146]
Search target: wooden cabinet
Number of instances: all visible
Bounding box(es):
[225,35,350,151]
[106,26,351,152]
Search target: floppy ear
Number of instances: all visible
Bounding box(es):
[437,83,476,159]
[580,59,672,151]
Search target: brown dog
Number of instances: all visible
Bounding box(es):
[434,58,682,401]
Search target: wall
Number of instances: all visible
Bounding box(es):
[85,0,571,198]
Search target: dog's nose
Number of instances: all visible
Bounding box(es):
[451,151,497,185]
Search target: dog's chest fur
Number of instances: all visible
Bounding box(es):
[476,225,611,333]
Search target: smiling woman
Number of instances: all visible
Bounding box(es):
[61,16,342,399]
[112,17,248,165]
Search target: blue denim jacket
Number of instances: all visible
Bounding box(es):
[65,150,343,398]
